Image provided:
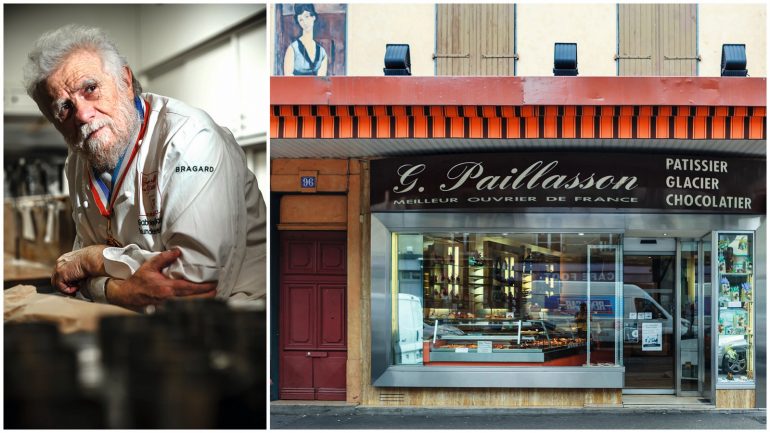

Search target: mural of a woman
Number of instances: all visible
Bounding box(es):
[283,4,328,76]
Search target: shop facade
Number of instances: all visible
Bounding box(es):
[270,76,766,408]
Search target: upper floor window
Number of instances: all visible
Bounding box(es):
[617,4,698,76]
[435,4,516,76]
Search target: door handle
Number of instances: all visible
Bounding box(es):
[306,351,328,358]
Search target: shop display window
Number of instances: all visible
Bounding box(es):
[716,232,754,385]
[393,232,622,367]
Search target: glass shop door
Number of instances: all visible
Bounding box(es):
[700,234,713,402]
[622,252,677,392]
[676,237,713,400]
[678,241,701,396]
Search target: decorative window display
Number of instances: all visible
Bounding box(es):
[393,232,622,367]
[716,232,754,385]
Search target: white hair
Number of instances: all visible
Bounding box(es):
[23,24,142,121]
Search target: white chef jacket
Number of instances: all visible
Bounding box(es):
[69,93,266,302]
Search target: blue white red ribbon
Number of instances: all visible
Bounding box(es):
[88,98,151,218]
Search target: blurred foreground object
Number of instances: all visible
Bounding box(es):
[4,294,266,428]
[4,285,135,333]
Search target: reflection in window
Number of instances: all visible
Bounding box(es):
[393,232,622,367]
[634,298,666,320]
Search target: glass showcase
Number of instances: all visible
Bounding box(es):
[393,232,622,368]
[716,232,755,385]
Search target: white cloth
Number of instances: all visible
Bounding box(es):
[68,93,266,302]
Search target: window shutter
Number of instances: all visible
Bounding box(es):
[436,4,516,76]
[618,4,698,76]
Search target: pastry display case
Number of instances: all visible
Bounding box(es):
[428,318,584,363]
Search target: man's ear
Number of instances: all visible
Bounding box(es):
[122,66,134,95]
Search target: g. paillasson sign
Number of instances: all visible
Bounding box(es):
[369,152,766,214]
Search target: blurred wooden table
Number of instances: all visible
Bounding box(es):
[4,254,52,290]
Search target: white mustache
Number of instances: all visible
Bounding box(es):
[79,118,113,142]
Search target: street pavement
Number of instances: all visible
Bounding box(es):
[271,404,766,430]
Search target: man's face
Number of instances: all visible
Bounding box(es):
[45,49,138,171]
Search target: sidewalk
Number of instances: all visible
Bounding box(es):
[271,401,766,429]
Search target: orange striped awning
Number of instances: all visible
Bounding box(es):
[271,105,766,140]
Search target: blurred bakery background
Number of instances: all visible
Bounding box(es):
[4,4,268,290]
[3,4,267,428]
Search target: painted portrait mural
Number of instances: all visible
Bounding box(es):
[275,4,347,76]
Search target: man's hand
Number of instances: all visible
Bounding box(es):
[105,249,217,311]
[52,245,108,294]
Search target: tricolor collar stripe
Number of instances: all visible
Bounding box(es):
[96,175,110,197]
[87,97,151,218]
[88,175,109,216]
[108,98,150,210]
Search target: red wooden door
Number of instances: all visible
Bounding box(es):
[279,231,347,400]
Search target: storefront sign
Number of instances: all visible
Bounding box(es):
[370,152,766,214]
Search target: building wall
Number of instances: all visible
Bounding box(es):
[517,4,616,76]
[699,4,767,77]
[269,3,767,78]
[347,3,435,76]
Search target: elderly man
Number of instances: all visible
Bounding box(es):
[24,25,266,310]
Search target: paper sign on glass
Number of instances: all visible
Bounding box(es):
[642,322,663,351]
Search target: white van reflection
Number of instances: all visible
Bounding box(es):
[530,281,689,341]
[395,293,424,364]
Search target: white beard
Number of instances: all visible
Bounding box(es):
[67,97,140,172]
